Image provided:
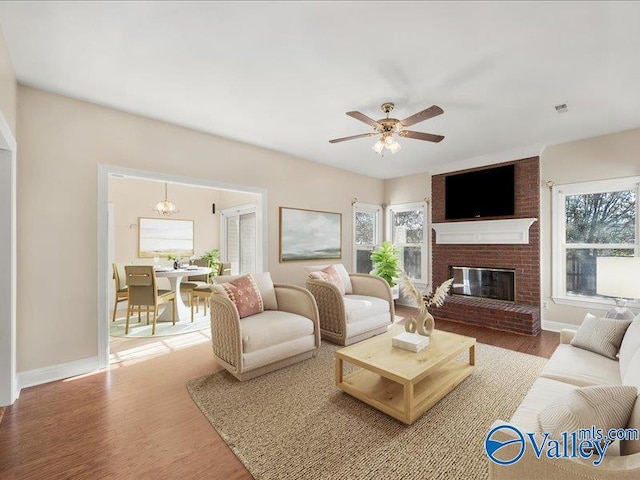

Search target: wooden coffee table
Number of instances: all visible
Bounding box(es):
[335,325,476,425]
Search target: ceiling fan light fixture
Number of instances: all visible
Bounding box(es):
[372,140,385,154]
[388,139,402,154]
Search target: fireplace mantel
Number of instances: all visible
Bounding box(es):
[431,218,537,245]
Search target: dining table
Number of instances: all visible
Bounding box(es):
[155,266,212,322]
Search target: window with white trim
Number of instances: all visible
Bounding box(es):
[552,177,639,304]
[353,203,382,274]
[387,202,428,283]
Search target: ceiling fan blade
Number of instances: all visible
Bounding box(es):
[400,105,444,127]
[329,132,376,143]
[400,130,445,143]
[346,111,381,128]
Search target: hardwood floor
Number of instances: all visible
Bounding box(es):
[0,305,559,479]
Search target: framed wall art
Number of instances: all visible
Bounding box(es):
[279,207,341,262]
[138,217,194,258]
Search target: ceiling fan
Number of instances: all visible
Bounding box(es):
[329,102,444,154]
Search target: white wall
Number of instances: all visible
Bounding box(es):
[540,128,640,327]
[17,85,384,372]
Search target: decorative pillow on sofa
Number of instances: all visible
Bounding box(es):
[538,385,637,441]
[570,313,632,359]
[215,274,264,319]
[308,265,345,295]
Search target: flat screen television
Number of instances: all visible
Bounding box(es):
[445,164,515,220]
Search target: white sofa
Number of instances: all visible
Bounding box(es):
[489,319,640,480]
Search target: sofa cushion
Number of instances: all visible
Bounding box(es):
[345,313,391,338]
[570,313,631,359]
[538,385,637,445]
[304,264,353,294]
[620,316,640,379]
[539,344,621,387]
[510,377,579,433]
[343,294,390,323]
[240,310,314,353]
[622,397,640,455]
[622,349,640,389]
[215,272,278,310]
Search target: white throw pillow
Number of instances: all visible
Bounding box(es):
[570,313,632,359]
[538,385,637,441]
[620,316,640,379]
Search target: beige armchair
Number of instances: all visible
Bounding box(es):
[210,272,320,381]
[305,264,394,346]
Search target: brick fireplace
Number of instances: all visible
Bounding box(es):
[431,157,541,335]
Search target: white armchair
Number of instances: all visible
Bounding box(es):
[210,272,320,381]
[305,264,394,346]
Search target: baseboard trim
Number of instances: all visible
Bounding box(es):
[541,320,577,333]
[17,356,100,391]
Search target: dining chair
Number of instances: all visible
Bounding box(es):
[181,258,210,308]
[112,263,129,322]
[125,265,176,335]
[190,262,231,322]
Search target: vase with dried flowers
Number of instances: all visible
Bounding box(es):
[401,273,454,336]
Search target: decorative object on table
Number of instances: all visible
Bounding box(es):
[401,273,454,337]
[392,330,430,352]
[596,257,640,320]
[167,254,181,270]
[370,241,400,288]
[328,102,445,156]
[201,248,221,281]
[138,217,194,258]
[279,207,341,262]
[153,182,180,216]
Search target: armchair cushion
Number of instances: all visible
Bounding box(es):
[343,294,390,323]
[240,310,315,353]
[217,274,264,319]
[215,272,278,310]
[309,265,345,295]
[304,264,353,294]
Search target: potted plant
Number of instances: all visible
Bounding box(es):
[201,249,221,282]
[370,241,401,299]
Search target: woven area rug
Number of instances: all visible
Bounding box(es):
[187,342,546,480]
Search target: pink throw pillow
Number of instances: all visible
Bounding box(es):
[310,265,345,295]
[219,274,264,319]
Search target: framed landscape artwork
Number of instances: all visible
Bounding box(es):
[279,207,342,262]
[138,217,195,258]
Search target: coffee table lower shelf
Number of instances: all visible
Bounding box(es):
[336,357,474,425]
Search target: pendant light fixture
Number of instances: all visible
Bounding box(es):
[153,182,179,216]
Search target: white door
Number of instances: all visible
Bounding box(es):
[221,204,259,275]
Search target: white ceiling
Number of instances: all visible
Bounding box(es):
[1,1,639,179]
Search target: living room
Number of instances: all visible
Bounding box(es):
[1,2,640,479]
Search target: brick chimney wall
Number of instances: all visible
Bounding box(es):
[431,157,541,335]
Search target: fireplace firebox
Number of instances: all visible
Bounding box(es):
[449,266,515,302]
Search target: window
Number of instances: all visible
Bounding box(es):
[387,202,428,283]
[221,204,258,275]
[352,203,382,274]
[552,177,639,304]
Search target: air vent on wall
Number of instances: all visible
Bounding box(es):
[555,103,569,114]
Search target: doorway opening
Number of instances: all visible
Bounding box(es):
[98,166,267,368]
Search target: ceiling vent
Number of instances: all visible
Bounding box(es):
[555,103,569,114]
